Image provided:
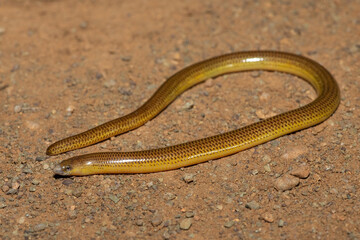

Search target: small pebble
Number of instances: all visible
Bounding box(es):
[164,192,176,200]
[259,92,270,101]
[135,220,144,226]
[32,179,40,185]
[261,212,274,223]
[274,174,300,191]
[264,164,271,172]
[262,155,271,163]
[103,79,116,88]
[278,219,285,227]
[151,215,163,227]
[2,185,9,193]
[121,56,132,62]
[12,182,20,189]
[72,188,83,198]
[25,120,40,130]
[79,21,88,29]
[66,105,75,115]
[163,231,171,239]
[0,27,5,35]
[0,203,7,209]
[185,211,195,218]
[22,167,33,174]
[96,72,103,79]
[7,189,18,195]
[224,220,235,228]
[35,156,45,162]
[43,163,49,170]
[29,187,36,192]
[68,210,77,219]
[33,223,47,232]
[182,101,194,110]
[14,105,22,113]
[183,173,196,183]
[62,179,73,186]
[179,218,192,230]
[18,216,25,224]
[245,201,260,210]
[251,71,261,78]
[330,188,338,194]
[289,165,310,179]
[108,194,120,204]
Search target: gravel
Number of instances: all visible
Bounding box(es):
[245,201,260,210]
[151,215,163,227]
[274,174,300,191]
[224,220,235,228]
[182,173,196,183]
[179,218,192,230]
[108,194,120,204]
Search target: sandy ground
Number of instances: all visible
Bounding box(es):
[1,0,360,239]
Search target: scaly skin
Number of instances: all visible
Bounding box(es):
[47,51,340,176]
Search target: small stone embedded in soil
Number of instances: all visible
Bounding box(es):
[164,192,176,200]
[108,194,120,203]
[289,165,310,179]
[0,203,7,209]
[14,105,22,113]
[68,210,77,219]
[274,174,300,191]
[33,223,48,232]
[29,187,36,192]
[62,179,73,186]
[261,212,274,223]
[25,120,40,130]
[182,101,194,110]
[121,56,132,62]
[103,79,116,88]
[264,164,271,172]
[66,105,75,115]
[163,230,171,239]
[182,173,196,183]
[72,188,83,198]
[6,188,18,195]
[278,219,285,227]
[179,218,192,230]
[330,188,338,194]
[22,167,33,174]
[245,201,260,210]
[0,27,5,35]
[185,211,195,218]
[95,72,103,79]
[18,216,25,224]
[251,71,261,78]
[151,215,163,227]
[135,220,144,226]
[35,156,45,162]
[224,220,235,228]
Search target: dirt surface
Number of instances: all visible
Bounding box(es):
[1,0,360,239]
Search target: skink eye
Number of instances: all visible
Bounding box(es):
[63,165,71,172]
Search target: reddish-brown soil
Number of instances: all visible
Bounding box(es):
[1,0,360,239]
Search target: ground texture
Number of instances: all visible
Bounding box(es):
[1,0,360,239]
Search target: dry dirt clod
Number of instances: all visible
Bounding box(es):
[274,174,300,191]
